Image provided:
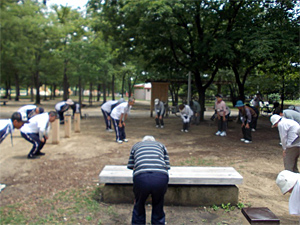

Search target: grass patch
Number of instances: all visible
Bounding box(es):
[0,187,116,225]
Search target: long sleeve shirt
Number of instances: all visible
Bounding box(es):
[155,101,165,115]
[0,119,13,144]
[180,105,194,121]
[127,141,170,177]
[18,105,37,118]
[215,100,229,116]
[20,113,51,140]
[278,117,300,150]
[101,100,118,114]
[55,101,69,113]
[191,100,201,113]
[239,106,256,124]
[283,109,300,124]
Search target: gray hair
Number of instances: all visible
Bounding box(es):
[142,135,156,142]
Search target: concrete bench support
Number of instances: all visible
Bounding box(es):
[74,113,81,133]
[99,165,243,206]
[51,119,60,144]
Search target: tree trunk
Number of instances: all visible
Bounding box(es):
[121,73,126,98]
[97,84,101,101]
[78,76,82,117]
[89,82,93,105]
[103,82,107,102]
[112,74,115,100]
[63,59,69,100]
[14,72,20,101]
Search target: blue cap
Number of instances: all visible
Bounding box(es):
[235,100,244,107]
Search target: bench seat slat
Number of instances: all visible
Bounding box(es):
[99,165,243,185]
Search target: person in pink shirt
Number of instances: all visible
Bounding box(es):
[215,94,229,137]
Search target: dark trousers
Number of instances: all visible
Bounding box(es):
[132,172,169,225]
[101,109,111,130]
[182,122,189,130]
[251,116,258,130]
[57,111,65,124]
[242,123,252,141]
[155,112,164,126]
[21,132,46,157]
[217,115,228,132]
[112,118,126,141]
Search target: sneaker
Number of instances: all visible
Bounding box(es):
[36,152,46,156]
[107,129,113,132]
[156,125,159,128]
[240,138,245,142]
[0,184,6,192]
[184,130,189,133]
[123,139,128,142]
[27,155,40,159]
[116,140,123,144]
[244,140,252,144]
[220,131,226,137]
[160,126,164,128]
[251,128,256,132]
[215,131,221,136]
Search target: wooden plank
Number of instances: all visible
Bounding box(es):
[99,165,243,185]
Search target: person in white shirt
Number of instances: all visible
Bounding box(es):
[276,170,300,219]
[271,115,300,173]
[55,99,74,124]
[20,111,57,159]
[110,98,135,143]
[18,105,44,119]
[0,112,28,144]
[101,99,124,132]
[154,98,165,128]
[178,104,193,133]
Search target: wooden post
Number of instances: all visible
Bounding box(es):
[64,114,72,138]
[74,113,81,133]
[52,119,60,144]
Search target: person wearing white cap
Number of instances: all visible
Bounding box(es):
[0,112,28,144]
[154,98,165,128]
[55,99,74,124]
[276,170,300,217]
[20,111,57,159]
[18,105,44,119]
[271,114,300,173]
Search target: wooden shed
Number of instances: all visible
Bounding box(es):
[150,82,169,117]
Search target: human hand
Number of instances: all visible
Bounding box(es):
[282,150,286,157]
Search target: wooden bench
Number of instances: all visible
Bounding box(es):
[0,100,8,105]
[242,207,280,225]
[99,165,243,206]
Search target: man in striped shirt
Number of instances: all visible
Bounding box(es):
[127,135,170,225]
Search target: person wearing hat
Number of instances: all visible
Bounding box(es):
[127,135,170,225]
[235,100,257,143]
[276,170,300,217]
[111,98,135,143]
[20,111,57,159]
[271,114,300,173]
[101,98,125,132]
[154,98,165,128]
[18,105,44,119]
[55,99,74,124]
[0,112,28,144]
[178,104,193,132]
[215,94,230,137]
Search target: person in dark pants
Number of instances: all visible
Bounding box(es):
[20,111,57,159]
[236,100,257,144]
[127,135,170,225]
[55,99,74,124]
[154,98,165,128]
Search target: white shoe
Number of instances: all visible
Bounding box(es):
[220,131,226,137]
[116,140,123,144]
[215,131,221,136]
[123,139,128,142]
[181,129,184,132]
[156,125,159,128]
[161,126,164,128]
[185,130,189,133]
[0,184,6,192]
[240,138,245,142]
[251,128,256,132]
[108,129,113,132]
[244,140,252,144]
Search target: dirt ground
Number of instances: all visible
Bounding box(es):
[0,99,299,224]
